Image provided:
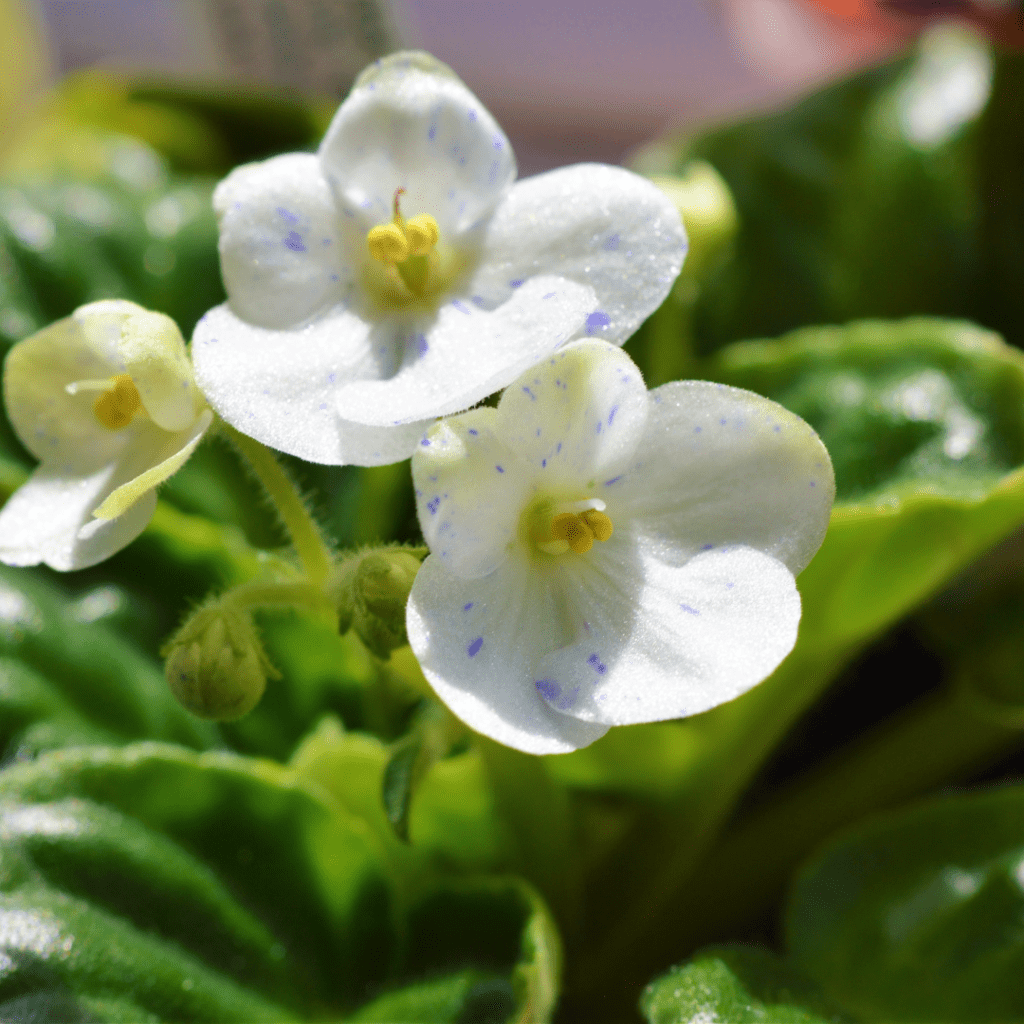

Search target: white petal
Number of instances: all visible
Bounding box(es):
[467,164,687,345]
[191,303,426,466]
[494,340,648,487]
[93,410,213,519]
[319,51,516,236]
[534,543,801,726]
[407,554,609,754]
[0,464,156,571]
[413,409,528,579]
[4,312,128,471]
[213,153,350,329]
[610,381,835,575]
[118,309,199,431]
[334,276,595,426]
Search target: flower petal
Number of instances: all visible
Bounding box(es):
[4,307,131,471]
[407,553,610,754]
[191,304,426,465]
[494,340,648,486]
[534,543,801,726]
[467,164,687,344]
[334,276,596,426]
[610,381,835,575]
[94,409,213,519]
[413,409,527,579]
[119,309,201,431]
[214,153,350,329]
[0,464,156,571]
[319,51,516,236]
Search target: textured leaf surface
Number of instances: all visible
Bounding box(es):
[788,786,1024,1022]
[640,947,852,1024]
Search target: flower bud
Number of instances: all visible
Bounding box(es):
[648,162,739,287]
[331,547,424,659]
[164,605,271,720]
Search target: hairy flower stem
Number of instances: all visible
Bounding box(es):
[221,422,334,586]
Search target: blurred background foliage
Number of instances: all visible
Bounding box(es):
[3,11,1024,1023]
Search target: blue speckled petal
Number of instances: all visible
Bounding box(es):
[535,542,801,726]
[407,553,610,754]
[214,153,352,330]
[192,303,425,466]
[319,51,516,236]
[610,381,835,576]
[412,409,527,580]
[334,276,594,426]
[467,164,687,345]
[495,341,649,488]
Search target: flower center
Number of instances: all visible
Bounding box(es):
[527,497,615,557]
[366,188,442,298]
[67,374,144,430]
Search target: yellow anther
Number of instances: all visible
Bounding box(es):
[546,509,614,555]
[367,223,409,264]
[405,214,440,256]
[92,374,142,430]
[581,509,614,543]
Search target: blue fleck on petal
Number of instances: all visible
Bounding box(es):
[467,637,483,658]
[495,465,504,474]
[603,234,620,251]
[680,604,700,616]
[585,311,611,335]
[416,334,429,355]
[276,207,298,224]
[522,386,536,400]
[427,497,441,515]
[283,230,306,253]
[468,428,479,436]
[535,679,559,701]
[463,602,474,611]
[587,653,607,675]
[509,279,524,289]
[603,475,622,486]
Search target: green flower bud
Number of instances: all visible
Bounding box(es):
[331,547,424,659]
[164,605,273,720]
[648,162,739,287]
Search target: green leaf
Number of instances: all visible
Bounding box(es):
[633,26,988,353]
[640,947,853,1024]
[0,743,392,1020]
[558,319,1024,1007]
[787,786,1024,1022]
[0,565,219,757]
[0,742,561,1022]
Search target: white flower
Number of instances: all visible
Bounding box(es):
[406,342,835,754]
[191,51,686,466]
[0,300,213,571]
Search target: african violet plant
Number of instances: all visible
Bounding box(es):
[1,27,1024,1024]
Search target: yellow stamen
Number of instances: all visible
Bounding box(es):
[581,509,614,543]
[405,214,440,256]
[367,223,409,263]
[85,374,143,430]
[366,189,441,297]
[535,506,614,557]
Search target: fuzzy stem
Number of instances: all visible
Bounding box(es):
[223,580,337,617]
[221,423,333,586]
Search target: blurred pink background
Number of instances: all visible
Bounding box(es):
[35,0,1016,173]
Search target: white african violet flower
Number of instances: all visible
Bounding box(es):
[0,300,213,571]
[191,50,686,466]
[407,342,835,754]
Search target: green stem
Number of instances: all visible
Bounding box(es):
[224,580,337,617]
[221,423,333,585]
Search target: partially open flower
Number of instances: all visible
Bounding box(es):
[407,342,835,754]
[191,50,686,466]
[0,300,212,571]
